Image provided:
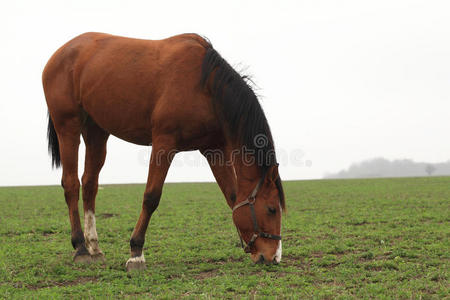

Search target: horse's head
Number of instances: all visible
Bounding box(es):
[232,164,284,265]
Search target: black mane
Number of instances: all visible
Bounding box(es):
[200,42,285,209]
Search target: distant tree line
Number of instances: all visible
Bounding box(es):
[325,158,450,179]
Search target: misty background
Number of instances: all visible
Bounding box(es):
[325,158,450,179]
[1,0,450,186]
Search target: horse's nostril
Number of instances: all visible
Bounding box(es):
[256,255,264,264]
[255,254,279,265]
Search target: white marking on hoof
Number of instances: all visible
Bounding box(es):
[84,210,101,255]
[274,240,282,263]
[126,254,145,268]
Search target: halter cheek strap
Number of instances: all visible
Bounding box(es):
[232,178,282,253]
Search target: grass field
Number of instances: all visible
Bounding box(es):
[0,177,448,298]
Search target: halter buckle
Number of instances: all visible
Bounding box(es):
[244,233,258,253]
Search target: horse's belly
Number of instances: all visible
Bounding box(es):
[82,98,153,146]
[109,128,152,146]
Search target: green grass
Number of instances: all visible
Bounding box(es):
[0,177,448,299]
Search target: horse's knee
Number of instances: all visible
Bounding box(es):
[143,190,161,214]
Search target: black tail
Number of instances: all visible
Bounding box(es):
[47,113,61,168]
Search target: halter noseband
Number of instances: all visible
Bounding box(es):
[232,177,282,253]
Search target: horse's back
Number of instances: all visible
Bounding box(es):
[43,32,208,96]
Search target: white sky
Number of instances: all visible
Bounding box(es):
[1,0,450,186]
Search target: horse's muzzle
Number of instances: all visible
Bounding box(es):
[253,253,279,265]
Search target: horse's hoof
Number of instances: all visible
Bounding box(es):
[91,252,105,262]
[73,253,93,263]
[126,255,146,272]
[126,261,147,272]
[73,246,93,263]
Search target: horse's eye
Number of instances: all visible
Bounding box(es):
[268,207,277,215]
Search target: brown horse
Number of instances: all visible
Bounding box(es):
[42,32,285,270]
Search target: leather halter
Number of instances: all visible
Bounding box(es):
[232,176,282,253]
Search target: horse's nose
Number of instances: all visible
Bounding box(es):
[255,254,277,265]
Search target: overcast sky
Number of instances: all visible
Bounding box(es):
[1,0,449,186]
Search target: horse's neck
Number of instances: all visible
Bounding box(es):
[234,161,262,198]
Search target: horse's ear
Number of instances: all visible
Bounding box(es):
[266,164,279,183]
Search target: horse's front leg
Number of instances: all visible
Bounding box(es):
[126,137,175,272]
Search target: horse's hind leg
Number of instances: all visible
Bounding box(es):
[52,115,92,263]
[81,118,109,261]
